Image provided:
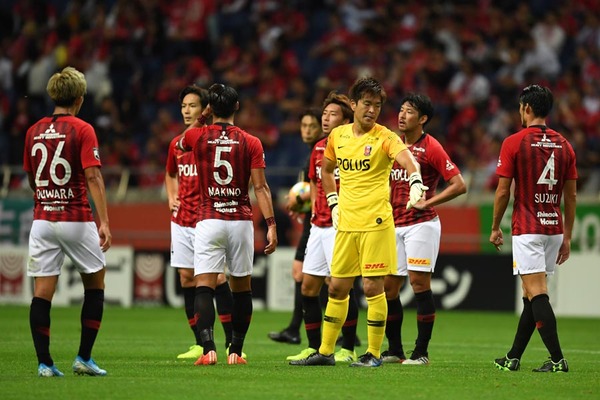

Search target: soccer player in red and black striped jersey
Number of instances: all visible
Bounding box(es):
[385,93,466,365]
[23,66,111,377]
[165,85,236,360]
[491,85,576,373]
[178,83,278,365]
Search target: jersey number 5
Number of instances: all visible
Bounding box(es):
[537,151,558,190]
[214,146,233,185]
[31,141,72,187]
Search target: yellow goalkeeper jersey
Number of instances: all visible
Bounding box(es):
[324,123,407,232]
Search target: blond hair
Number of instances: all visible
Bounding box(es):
[46,66,87,107]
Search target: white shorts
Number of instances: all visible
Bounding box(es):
[170,221,195,269]
[393,218,441,276]
[27,220,106,277]
[302,225,336,277]
[194,219,253,277]
[512,234,562,276]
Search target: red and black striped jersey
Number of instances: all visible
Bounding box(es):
[23,114,101,222]
[182,123,265,221]
[390,133,461,227]
[496,125,577,235]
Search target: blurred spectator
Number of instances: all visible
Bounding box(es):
[1,0,599,200]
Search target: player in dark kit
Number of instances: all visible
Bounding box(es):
[490,85,577,373]
[384,93,466,365]
[165,85,237,359]
[23,66,111,377]
[178,83,278,365]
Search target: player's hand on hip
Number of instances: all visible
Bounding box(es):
[326,192,339,229]
[406,172,428,210]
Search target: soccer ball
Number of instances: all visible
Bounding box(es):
[288,181,311,213]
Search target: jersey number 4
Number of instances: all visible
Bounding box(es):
[31,141,72,187]
[537,152,558,190]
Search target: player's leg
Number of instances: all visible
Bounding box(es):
[61,221,108,376]
[224,220,254,364]
[170,222,202,358]
[289,226,330,360]
[383,225,408,362]
[352,227,396,367]
[383,274,406,363]
[28,220,64,376]
[403,220,440,365]
[268,259,303,344]
[193,219,227,365]
[214,273,233,348]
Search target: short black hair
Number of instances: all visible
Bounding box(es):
[179,85,209,107]
[400,93,434,126]
[208,83,239,118]
[519,84,553,118]
[348,77,387,104]
[300,107,321,122]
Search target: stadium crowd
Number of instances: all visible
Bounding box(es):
[1,0,599,196]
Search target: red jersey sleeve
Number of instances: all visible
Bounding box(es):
[166,135,180,175]
[79,123,101,169]
[496,134,518,178]
[426,138,461,182]
[248,135,266,169]
[182,128,201,151]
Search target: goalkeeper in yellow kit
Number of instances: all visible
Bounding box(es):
[291,77,427,367]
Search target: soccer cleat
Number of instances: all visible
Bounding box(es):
[38,363,64,377]
[289,351,335,366]
[403,350,429,365]
[268,329,301,344]
[349,352,383,367]
[194,350,217,366]
[227,353,247,365]
[177,344,203,359]
[226,347,248,360]
[334,348,357,362]
[494,355,520,371]
[381,350,407,364]
[72,356,107,376]
[532,358,569,373]
[287,347,317,361]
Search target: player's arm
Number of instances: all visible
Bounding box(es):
[394,149,428,209]
[557,179,576,265]
[414,174,467,210]
[26,171,35,191]
[490,176,511,251]
[85,166,112,252]
[251,168,278,255]
[165,172,179,213]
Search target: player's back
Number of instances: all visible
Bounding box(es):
[502,126,577,235]
[192,123,265,221]
[23,115,99,222]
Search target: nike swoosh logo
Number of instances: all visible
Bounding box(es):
[337,146,345,149]
[177,154,185,159]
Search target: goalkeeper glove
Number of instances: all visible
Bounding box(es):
[326,192,339,229]
[406,172,429,210]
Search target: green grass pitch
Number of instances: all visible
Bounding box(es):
[0,306,598,399]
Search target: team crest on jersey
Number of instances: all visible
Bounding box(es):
[364,145,372,156]
[93,147,100,160]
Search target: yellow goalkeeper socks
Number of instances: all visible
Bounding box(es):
[366,292,387,358]
[319,295,349,356]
